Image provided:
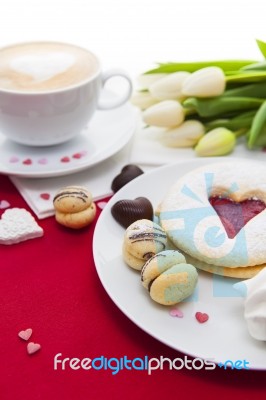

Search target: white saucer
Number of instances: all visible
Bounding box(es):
[0,91,137,178]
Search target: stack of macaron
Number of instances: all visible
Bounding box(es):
[109,164,199,306]
[53,185,96,229]
[122,219,198,306]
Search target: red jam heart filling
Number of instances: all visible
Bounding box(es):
[209,196,266,239]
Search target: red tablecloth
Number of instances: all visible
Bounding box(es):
[0,174,265,400]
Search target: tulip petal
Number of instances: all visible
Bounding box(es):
[131,91,158,110]
[149,72,190,100]
[161,120,205,147]
[182,67,226,98]
[195,128,236,156]
[142,100,184,127]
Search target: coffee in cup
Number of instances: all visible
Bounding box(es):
[0,42,99,92]
[0,41,132,146]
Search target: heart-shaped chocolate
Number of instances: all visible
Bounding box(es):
[111,197,153,228]
[111,164,144,193]
[209,196,266,239]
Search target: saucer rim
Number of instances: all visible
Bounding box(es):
[0,94,137,178]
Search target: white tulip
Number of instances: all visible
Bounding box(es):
[142,100,185,127]
[149,71,190,100]
[137,73,166,89]
[181,67,226,98]
[161,120,205,147]
[131,91,158,110]
[195,128,236,156]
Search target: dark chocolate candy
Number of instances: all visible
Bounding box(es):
[111,197,153,228]
[111,164,144,193]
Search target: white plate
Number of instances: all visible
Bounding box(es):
[93,158,266,370]
[0,91,137,178]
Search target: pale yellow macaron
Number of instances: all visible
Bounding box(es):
[53,185,96,229]
[123,219,167,270]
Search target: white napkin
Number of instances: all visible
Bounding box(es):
[129,123,266,166]
[10,142,135,219]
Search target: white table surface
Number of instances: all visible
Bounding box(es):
[1,0,265,80]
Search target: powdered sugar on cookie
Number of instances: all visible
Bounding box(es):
[159,160,266,268]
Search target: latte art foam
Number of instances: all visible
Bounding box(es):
[10,52,76,82]
[0,42,99,92]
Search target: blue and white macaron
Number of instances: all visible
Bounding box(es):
[141,250,198,305]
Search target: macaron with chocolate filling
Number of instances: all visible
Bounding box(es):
[141,250,186,289]
[123,219,167,270]
[141,250,198,305]
[53,185,92,213]
[53,185,96,229]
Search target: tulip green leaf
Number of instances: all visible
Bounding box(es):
[256,39,266,58]
[205,111,256,131]
[241,60,266,71]
[183,97,264,118]
[248,101,266,148]
[223,82,266,98]
[144,60,257,74]
[247,126,266,147]
[226,71,266,83]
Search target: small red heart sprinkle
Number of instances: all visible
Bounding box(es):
[27,342,41,355]
[170,308,183,318]
[18,328,32,341]
[195,312,209,323]
[40,193,50,200]
[61,156,70,163]
[0,200,10,209]
[23,158,32,165]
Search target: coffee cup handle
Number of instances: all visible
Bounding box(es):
[97,69,133,110]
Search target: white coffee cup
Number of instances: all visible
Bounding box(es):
[0,41,133,146]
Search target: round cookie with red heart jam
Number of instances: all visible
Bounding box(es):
[158,160,266,271]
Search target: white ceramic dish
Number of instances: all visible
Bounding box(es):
[93,158,266,370]
[0,91,137,177]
